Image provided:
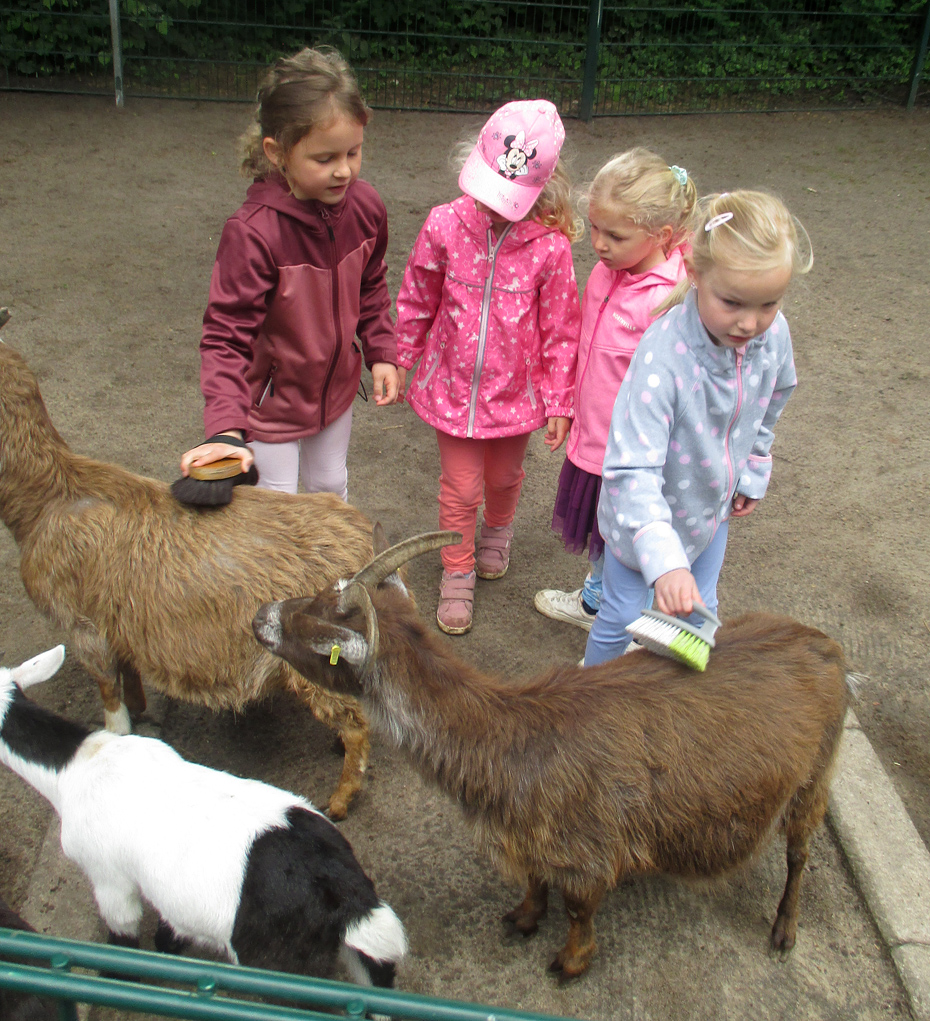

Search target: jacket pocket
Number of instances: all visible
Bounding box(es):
[417,351,441,389]
[525,357,537,410]
[257,364,276,407]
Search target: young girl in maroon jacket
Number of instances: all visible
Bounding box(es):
[179,47,398,498]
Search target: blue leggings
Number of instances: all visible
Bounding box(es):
[584,522,729,667]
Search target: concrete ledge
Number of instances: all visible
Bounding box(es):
[830,711,930,1021]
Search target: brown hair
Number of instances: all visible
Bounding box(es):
[240,47,370,180]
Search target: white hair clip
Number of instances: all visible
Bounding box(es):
[704,211,734,232]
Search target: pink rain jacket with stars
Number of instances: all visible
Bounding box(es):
[396,196,582,439]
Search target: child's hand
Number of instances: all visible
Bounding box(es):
[180,433,253,477]
[372,362,399,405]
[544,416,571,452]
[396,366,408,403]
[730,493,760,518]
[653,569,702,617]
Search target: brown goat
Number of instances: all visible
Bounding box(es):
[0,338,376,818]
[252,533,851,978]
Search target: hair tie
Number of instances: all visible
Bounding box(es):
[669,165,688,187]
[704,211,734,232]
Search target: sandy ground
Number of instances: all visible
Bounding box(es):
[0,92,927,1018]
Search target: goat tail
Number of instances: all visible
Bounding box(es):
[340,902,407,988]
[845,671,867,699]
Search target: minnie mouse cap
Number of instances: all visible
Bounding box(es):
[459,99,565,222]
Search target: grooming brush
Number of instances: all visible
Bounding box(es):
[625,602,722,671]
[170,435,258,508]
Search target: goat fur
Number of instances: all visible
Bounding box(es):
[252,543,850,979]
[0,339,377,817]
[0,646,407,986]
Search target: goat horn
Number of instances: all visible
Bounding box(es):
[338,582,379,674]
[350,531,462,589]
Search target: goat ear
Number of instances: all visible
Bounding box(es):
[306,625,370,668]
[372,522,389,556]
[12,645,66,689]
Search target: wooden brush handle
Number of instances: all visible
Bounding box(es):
[188,458,243,481]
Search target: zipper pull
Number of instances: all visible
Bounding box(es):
[319,206,335,240]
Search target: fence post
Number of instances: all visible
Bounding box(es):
[907,0,930,109]
[579,0,603,121]
[108,0,124,107]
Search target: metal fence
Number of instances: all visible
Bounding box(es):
[0,926,574,1021]
[1,1,928,116]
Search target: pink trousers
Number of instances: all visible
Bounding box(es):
[435,430,531,573]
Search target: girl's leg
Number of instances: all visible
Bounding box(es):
[481,434,530,527]
[297,406,354,501]
[477,433,531,579]
[581,553,604,612]
[435,431,485,573]
[684,521,729,624]
[249,439,301,494]
[584,547,651,666]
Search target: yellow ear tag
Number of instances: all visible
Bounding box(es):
[329,644,341,666]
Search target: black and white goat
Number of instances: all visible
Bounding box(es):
[0,646,406,987]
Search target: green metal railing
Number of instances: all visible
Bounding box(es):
[0,927,573,1021]
[0,2,928,116]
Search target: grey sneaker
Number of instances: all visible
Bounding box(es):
[533,587,596,631]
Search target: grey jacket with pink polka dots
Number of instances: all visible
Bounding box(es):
[596,289,797,587]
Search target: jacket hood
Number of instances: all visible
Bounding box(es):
[451,194,558,244]
[610,244,687,293]
[242,175,351,231]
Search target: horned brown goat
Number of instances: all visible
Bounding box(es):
[252,533,852,978]
[0,337,375,819]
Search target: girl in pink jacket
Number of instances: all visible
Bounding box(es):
[396,100,582,635]
[534,148,697,633]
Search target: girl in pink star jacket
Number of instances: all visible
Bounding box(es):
[396,100,582,635]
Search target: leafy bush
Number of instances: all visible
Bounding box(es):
[1,0,926,107]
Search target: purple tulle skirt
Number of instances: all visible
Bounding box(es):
[551,458,605,562]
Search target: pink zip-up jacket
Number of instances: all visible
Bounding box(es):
[200,175,396,443]
[396,196,581,439]
[565,247,686,475]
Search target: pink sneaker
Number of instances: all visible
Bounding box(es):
[475,524,514,580]
[436,570,476,634]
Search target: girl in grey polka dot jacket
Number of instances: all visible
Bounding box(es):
[585,190,813,667]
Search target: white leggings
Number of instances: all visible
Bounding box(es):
[250,406,353,500]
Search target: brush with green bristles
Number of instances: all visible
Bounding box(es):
[625,602,723,671]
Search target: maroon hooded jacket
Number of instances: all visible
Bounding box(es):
[200,174,396,443]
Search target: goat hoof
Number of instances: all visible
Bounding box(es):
[502,908,542,937]
[547,954,589,983]
[326,800,349,822]
[503,916,538,940]
[770,918,796,956]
